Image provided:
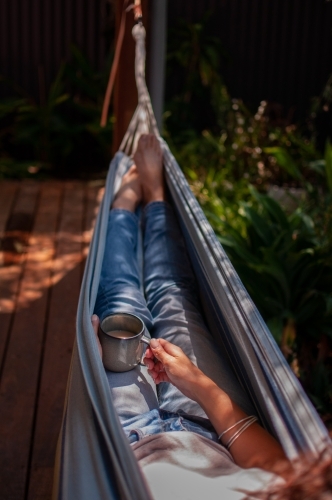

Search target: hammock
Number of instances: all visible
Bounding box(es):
[53,23,330,500]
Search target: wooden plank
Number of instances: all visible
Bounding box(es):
[82,182,104,262]
[0,181,39,370]
[0,181,18,243]
[27,182,85,500]
[0,182,61,500]
[0,181,19,361]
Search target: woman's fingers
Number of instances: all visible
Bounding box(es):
[144,347,155,359]
[153,359,165,372]
[145,338,196,388]
[155,372,169,383]
[148,369,169,384]
[144,357,163,372]
[150,338,177,366]
[143,357,154,370]
[158,338,184,357]
[91,314,102,358]
[91,314,99,335]
[144,356,165,373]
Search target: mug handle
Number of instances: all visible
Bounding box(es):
[139,335,151,365]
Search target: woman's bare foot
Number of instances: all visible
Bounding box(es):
[112,164,142,212]
[133,134,165,204]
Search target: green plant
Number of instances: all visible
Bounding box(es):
[165,18,321,194]
[0,45,113,178]
[304,142,332,255]
[163,17,332,416]
[13,66,71,166]
[203,185,332,413]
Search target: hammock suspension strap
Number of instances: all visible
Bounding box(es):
[100,0,144,128]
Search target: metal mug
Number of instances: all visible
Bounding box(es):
[99,313,150,372]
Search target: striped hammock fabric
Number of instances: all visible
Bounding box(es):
[53,24,330,500]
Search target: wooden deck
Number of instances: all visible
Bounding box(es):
[0,180,104,500]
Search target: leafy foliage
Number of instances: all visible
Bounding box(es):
[218,188,331,341]
[0,46,113,178]
[197,180,332,413]
[165,17,332,415]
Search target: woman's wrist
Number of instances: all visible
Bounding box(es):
[192,375,249,435]
[192,374,221,406]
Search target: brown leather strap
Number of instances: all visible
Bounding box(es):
[100,0,138,127]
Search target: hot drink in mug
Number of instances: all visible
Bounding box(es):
[99,313,150,372]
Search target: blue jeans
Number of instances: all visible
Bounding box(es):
[94,202,255,444]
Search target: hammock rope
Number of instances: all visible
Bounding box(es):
[53,17,331,500]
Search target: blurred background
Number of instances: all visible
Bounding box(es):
[1,0,332,424]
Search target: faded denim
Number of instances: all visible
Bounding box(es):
[94,202,255,443]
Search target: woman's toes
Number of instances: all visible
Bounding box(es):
[139,134,148,149]
[128,164,137,174]
[151,135,158,149]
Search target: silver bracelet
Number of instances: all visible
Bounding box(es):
[218,415,256,441]
[226,416,258,450]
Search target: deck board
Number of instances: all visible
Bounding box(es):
[0,181,19,362]
[27,183,86,500]
[0,181,42,499]
[0,182,39,367]
[0,182,18,243]
[0,180,102,500]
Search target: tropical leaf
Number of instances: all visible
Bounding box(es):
[218,235,260,264]
[308,159,326,176]
[242,204,274,246]
[251,263,290,306]
[264,146,302,179]
[249,186,289,229]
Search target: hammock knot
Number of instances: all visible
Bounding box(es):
[132,23,146,42]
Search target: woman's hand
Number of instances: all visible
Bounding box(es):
[144,338,287,472]
[143,338,206,401]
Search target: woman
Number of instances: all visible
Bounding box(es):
[92,134,289,499]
